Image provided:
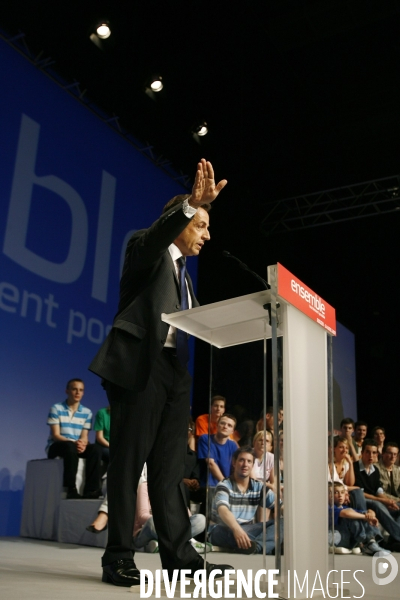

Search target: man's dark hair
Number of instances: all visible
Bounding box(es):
[162,194,212,214]
[219,413,237,427]
[66,378,84,389]
[362,438,377,452]
[258,406,275,419]
[212,395,226,407]
[340,417,355,428]
[372,425,385,435]
[355,421,368,429]
[236,420,255,447]
[383,441,399,453]
[232,445,255,463]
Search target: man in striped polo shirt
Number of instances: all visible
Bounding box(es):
[209,446,280,554]
[46,378,102,499]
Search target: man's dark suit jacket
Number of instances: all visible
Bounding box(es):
[354,461,382,496]
[89,201,199,391]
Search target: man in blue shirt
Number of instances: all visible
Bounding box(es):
[47,378,102,499]
[197,414,238,486]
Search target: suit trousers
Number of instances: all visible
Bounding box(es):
[102,349,200,570]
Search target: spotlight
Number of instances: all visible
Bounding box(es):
[96,23,111,39]
[191,121,209,143]
[197,122,208,136]
[150,76,163,92]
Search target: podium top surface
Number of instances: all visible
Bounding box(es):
[162,290,282,349]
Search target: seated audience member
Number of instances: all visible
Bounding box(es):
[352,421,368,458]
[328,436,356,488]
[256,406,283,435]
[328,482,388,555]
[208,447,278,554]
[251,431,275,491]
[195,395,227,437]
[354,439,400,551]
[197,414,238,488]
[233,420,255,447]
[372,426,386,461]
[94,406,110,464]
[183,419,201,507]
[337,418,359,462]
[133,479,207,554]
[377,443,400,501]
[87,465,148,534]
[46,378,102,499]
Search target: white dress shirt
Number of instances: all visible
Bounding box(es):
[164,200,196,348]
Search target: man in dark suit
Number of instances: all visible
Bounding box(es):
[89,159,232,586]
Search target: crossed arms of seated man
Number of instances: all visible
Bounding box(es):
[50,424,89,454]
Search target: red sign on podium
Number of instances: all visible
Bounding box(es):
[277,263,336,335]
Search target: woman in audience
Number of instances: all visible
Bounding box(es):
[86,465,148,534]
[328,436,355,488]
[87,462,207,552]
[251,430,275,490]
[372,426,385,460]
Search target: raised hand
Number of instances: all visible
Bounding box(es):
[189,158,227,207]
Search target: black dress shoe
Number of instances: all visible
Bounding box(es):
[86,524,108,534]
[169,558,234,580]
[102,559,142,587]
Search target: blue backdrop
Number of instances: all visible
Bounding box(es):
[0,37,194,534]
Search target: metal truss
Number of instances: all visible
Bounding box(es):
[260,175,400,236]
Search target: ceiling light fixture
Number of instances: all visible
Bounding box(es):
[96,23,111,39]
[150,76,163,92]
[197,122,208,136]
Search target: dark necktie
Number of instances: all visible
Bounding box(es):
[176,256,189,367]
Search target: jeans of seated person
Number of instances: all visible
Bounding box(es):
[349,489,400,543]
[365,501,400,542]
[209,519,282,554]
[349,488,367,510]
[133,514,206,549]
[336,518,382,549]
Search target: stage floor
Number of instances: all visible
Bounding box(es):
[0,537,398,599]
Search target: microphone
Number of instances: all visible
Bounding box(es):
[222,251,270,289]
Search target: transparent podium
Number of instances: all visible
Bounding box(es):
[162,263,336,598]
